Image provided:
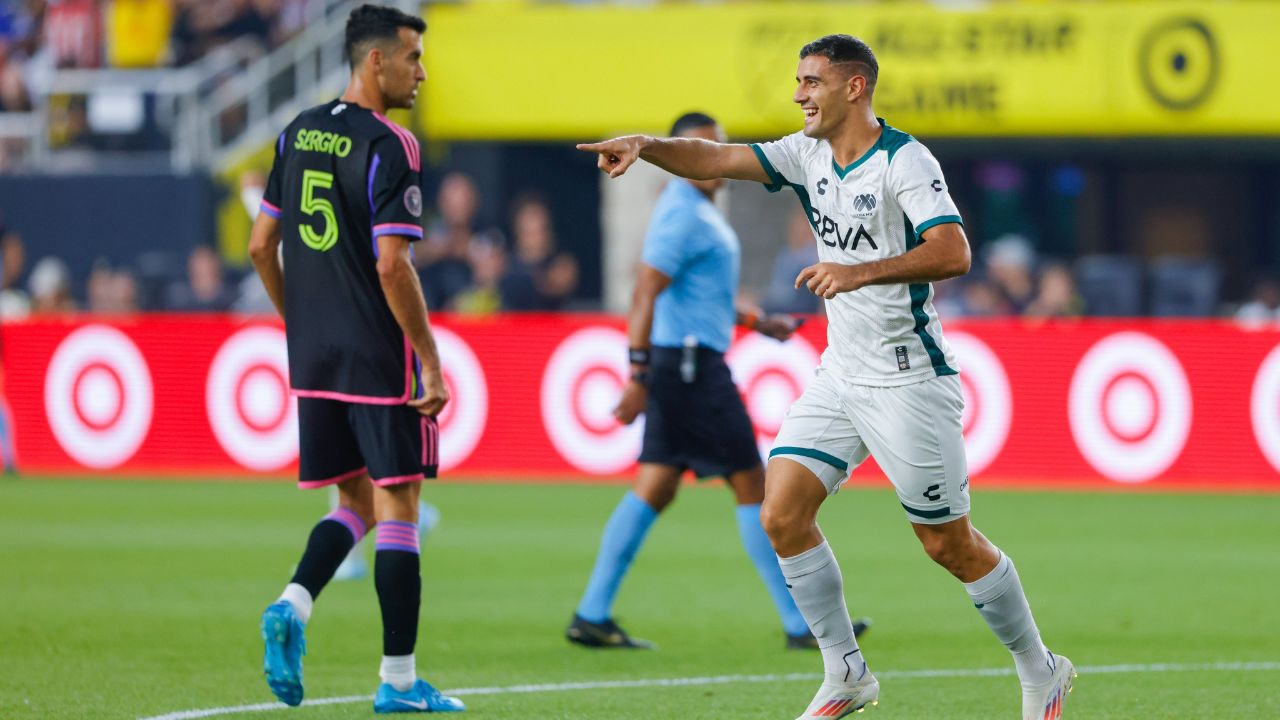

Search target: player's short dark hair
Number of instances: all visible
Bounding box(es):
[345,4,426,69]
[669,111,718,137]
[799,34,878,90]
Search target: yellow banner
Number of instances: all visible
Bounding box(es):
[420,1,1278,139]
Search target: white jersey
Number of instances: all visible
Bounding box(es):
[752,120,962,387]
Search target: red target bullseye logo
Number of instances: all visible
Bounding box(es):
[432,327,487,471]
[1069,332,1191,483]
[541,326,641,474]
[45,325,154,468]
[1251,343,1280,474]
[726,333,819,457]
[206,326,297,471]
[946,331,1012,476]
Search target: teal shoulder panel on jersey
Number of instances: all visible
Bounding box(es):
[750,143,788,194]
[881,122,915,164]
[751,143,818,230]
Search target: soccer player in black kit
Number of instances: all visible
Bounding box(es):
[248,5,463,713]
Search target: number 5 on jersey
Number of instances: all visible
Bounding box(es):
[300,169,338,252]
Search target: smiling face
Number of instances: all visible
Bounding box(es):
[375,27,426,110]
[793,54,867,139]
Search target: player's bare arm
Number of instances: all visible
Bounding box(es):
[577,135,770,184]
[614,263,671,425]
[736,304,801,341]
[248,212,285,317]
[796,222,971,300]
[375,234,449,417]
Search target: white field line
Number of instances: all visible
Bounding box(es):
[137,660,1280,720]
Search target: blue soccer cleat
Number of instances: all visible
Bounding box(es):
[374,678,465,713]
[260,600,306,706]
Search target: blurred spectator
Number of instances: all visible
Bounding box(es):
[111,267,138,312]
[956,277,1012,317]
[983,234,1036,313]
[167,245,233,311]
[453,239,505,315]
[1236,278,1280,326]
[0,224,29,317]
[87,262,110,308]
[28,256,76,313]
[0,1,38,46]
[44,0,101,69]
[763,207,821,315]
[171,0,270,67]
[499,193,578,311]
[105,0,172,68]
[1023,262,1083,319]
[0,40,31,112]
[419,172,498,311]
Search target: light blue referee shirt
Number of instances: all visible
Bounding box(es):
[642,179,740,353]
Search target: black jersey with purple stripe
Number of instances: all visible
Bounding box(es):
[261,99,426,403]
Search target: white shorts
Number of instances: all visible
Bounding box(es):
[769,368,971,525]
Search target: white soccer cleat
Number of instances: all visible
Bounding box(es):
[795,675,879,719]
[1022,653,1076,720]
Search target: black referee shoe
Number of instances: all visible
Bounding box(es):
[786,617,872,650]
[565,614,655,649]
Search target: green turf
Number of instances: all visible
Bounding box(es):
[1,477,1278,719]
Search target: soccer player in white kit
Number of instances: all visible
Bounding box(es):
[579,35,1075,720]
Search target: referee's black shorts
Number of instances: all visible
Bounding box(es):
[638,345,762,479]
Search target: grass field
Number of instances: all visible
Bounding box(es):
[2,477,1279,720]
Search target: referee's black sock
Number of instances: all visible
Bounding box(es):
[290,506,367,600]
[374,521,421,658]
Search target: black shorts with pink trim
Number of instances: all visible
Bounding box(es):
[297,397,438,488]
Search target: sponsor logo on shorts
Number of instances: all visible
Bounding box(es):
[922,483,942,502]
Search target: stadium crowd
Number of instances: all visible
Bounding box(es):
[4,192,1279,323]
[1,2,1276,323]
[0,170,587,317]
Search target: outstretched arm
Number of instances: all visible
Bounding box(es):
[578,135,770,183]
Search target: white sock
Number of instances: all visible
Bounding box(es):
[380,654,416,692]
[279,583,313,625]
[778,541,867,685]
[964,552,1052,686]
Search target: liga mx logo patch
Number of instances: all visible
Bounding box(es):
[404,186,423,217]
[852,192,877,219]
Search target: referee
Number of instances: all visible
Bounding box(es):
[566,112,868,650]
